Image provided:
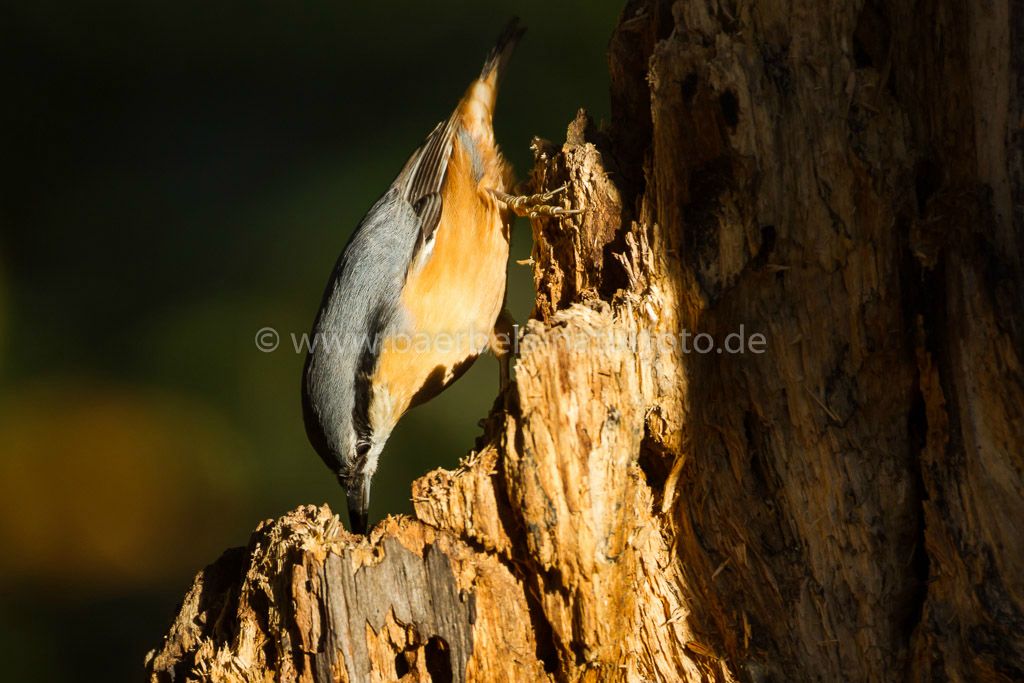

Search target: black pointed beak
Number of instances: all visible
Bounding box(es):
[347,499,368,535]
[342,475,370,535]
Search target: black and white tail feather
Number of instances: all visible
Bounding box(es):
[481,17,526,82]
[400,17,525,273]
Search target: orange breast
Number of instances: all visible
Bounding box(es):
[372,125,510,418]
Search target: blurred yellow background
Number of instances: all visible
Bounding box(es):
[0,1,619,679]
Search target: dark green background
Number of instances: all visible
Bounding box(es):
[0,1,620,679]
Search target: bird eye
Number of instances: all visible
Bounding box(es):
[355,441,371,457]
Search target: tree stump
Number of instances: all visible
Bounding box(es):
[146,0,1024,680]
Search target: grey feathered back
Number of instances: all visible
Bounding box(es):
[302,187,419,481]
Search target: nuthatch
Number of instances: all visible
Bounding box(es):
[301,19,578,534]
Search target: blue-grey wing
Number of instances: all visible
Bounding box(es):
[303,190,419,473]
[396,117,456,263]
[302,116,456,473]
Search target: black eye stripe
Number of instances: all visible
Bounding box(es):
[353,440,372,472]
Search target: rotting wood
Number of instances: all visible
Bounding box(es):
[147,0,1024,680]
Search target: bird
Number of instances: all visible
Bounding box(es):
[301,18,578,534]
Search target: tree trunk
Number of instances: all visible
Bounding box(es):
[146,0,1024,680]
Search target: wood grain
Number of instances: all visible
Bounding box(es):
[146,0,1024,679]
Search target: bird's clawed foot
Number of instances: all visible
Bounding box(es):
[491,184,583,219]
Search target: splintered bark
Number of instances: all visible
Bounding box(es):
[146,1,1024,680]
